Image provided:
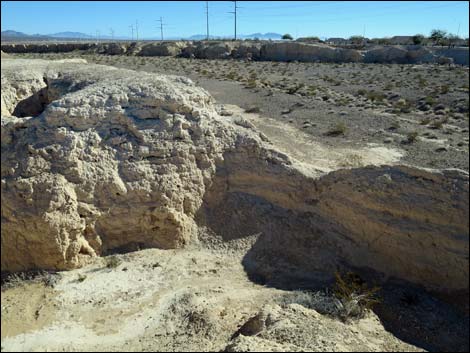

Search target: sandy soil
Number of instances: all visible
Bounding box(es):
[2,232,468,352]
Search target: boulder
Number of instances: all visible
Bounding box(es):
[194,41,236,59]
[364,46,409,63]
[432,47,469,66]
[1,59,235,271]
[139,41,185,56]
[232,43,262,60]
[98,43,127,55]
[260,42,362,62]
[437,56,454,65]
[405,46,437,63]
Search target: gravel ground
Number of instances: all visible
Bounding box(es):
[12,52,470,171]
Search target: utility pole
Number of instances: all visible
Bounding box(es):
[205,1,209,41]
[110,28,115,41]
[96,30,100,44]
[156,17,164,41]
[229,1,239,40]
[362,25,366,45]
[129,24,134,41]
[135,20,139,41]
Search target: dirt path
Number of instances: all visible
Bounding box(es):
[224,104,404,176]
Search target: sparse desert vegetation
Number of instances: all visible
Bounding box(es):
[10,50,468,173]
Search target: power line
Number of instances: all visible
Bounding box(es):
[244,1,346,11]
[236,1,465,19]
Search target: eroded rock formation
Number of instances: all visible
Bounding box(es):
[2,42,468,65]
[1,58,468,297]
[259,42,363,62]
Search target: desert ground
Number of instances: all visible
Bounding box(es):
[12,51,470,172]
[1,48,469,353]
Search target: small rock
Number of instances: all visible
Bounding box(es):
[377,173,393,184]
[220,110,233,116]
[418,104,431,112]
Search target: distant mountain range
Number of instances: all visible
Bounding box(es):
[1,30,283,41]
[1,30,118,40]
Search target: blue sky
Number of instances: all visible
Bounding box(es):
[1,1,469,39]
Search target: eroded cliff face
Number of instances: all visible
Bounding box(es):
[1,59,468,295]
[2,42,468,65]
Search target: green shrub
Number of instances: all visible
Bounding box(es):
[369,91,386,102]
[332,272,381,322]
[105,255,121,269]
[424,96,436,106]
[326,122,347,136]
[440,85,449,94]
[406,131,419,143]
[430,117,448,129]
[246,79,257,88]
[420,117,431,125]
[412,34,425,45]
[245,106,261,113]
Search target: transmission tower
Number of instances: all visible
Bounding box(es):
[135,20,139,41]
[129,24,134,41]
[228,1,240,40]
[205,1,209,40]
[110,28,115,41]
[156,17,165,41]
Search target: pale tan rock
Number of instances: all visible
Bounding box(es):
[364,46,409,63]
[260,42,363,62]
[1,59,238,271]
[224,304,423,352]
[138,41,185,56]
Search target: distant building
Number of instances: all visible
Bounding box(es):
[389,36,414,45]
[454,38,469,47]
[326,37,347,45]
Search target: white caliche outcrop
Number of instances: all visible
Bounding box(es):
[260,42,363,62]
[1,59,240,271]
[138,41,185,57]
[1,59,468,297]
